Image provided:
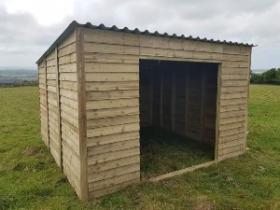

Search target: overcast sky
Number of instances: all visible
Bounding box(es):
[0,0,279,70]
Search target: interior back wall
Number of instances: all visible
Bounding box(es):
[140,60,218,145]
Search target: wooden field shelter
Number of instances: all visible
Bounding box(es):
[37,21,253,201]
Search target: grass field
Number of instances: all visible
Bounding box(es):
[0,85,280,210]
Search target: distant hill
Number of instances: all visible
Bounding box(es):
[252,69,267,74]
[0,69,37,85]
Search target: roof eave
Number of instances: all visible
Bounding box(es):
[36,21,256,65]
[36,20,79,64]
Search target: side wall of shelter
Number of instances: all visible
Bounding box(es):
[38,31,83,198]
[82,28,251,198]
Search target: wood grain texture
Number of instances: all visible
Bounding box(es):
[76,27,89,201]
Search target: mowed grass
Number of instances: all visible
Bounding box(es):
[0,85,280,210]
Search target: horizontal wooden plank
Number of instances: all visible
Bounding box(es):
[58,43,76,57]
[85,63,138,73]
[219,116,245,125]
[47,66,56,73]
[47,80,56,87]
[58,31,76,49]
[89,178,138,198]
[87,122,139,137]
[60,89,78,100]
[62,133,80,158]
[221,80,248,87]
[223,45,250,56]
[218,150,244,161]
[47,73,56,80]
[86,81,138,91]
[61,110,79,128]
[58,53,77,65]
[219,121,245,131]
[219,144,244,156]
[220,110,246,119]
[222,54,249,62]
[87,90,139,101]
[87,114,139,129]
[85,72,139,82]
[87,106,139,119]
[88,147,140,167]
[61,103,78,118]
[88,155,140,174]
[60,96,78,110]
[220,127,246,138]
[140,35,224,53]
[89,171,139,192]
[218,139,245,150]
[140,47,223,61]
[222,67,249,75]
[59,63,77,73]
[46,59,56,67]
[86,98,139,110]
[84,28,139,46]
[62,141,80,173]
[219,133,245,144]
[60,73,78,82]
[221,74,249,80]
[223,61,249,68]
[88,139,139,156]
[220,98,247,106]
[87,162,140,182]
[47,85,57,93]
[84,42,139,55]
[220,104,246,113]
[60,80,78,91]
[87,131,139,147]
[221,86,248,94]
[84,53,139,64]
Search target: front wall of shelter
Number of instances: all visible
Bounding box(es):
[82,27,251,198]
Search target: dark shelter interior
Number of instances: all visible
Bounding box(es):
[139,59,218,178]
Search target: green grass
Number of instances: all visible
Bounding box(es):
[140,127,214,178]
[1,85,280,209]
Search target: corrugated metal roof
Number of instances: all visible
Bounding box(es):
[37,20,255,64]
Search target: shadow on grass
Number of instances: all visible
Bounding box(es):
[140,127,214,178]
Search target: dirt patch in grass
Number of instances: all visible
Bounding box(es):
[192,195,213,210]
[22,146,40,156]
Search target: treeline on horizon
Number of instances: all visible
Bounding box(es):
[251,68,280,85]
[0,80,38,87]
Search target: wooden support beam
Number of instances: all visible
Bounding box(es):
[55,46,63,169]
[76,27,89,202]
[171,71,176,131]
[200,69,206,142]
[150,72,154,126]
[159,70,164,128]
[215,64,222,161]
[149,161,215,182]
[45,60,50,148]
[185,72,190,136]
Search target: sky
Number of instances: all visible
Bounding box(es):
[0,0,279,70]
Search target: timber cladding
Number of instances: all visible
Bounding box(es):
[37,21,253,201]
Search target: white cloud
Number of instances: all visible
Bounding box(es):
[0,0,279,69]
[2,0,74,25]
